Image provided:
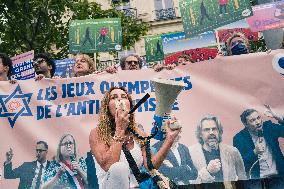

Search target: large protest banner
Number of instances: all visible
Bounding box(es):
[179,0,253,37]
[69,18,122,53]
[0,50,284,187]
[246,0,284,32]
[10,50,35,80]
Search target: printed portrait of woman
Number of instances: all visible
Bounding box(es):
[41,134,88,189]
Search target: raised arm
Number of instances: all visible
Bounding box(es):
[3,148,21,179]
[264,104,284,137]
[264,104,284,124]
[142,120,181,169]
[89,108,130,171]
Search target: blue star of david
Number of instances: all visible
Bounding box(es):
[0,85,33,128]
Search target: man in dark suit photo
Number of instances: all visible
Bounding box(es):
[153,129,198,187]
[4,141,50,189]
[233,105,284,189]
[86,151,99,189]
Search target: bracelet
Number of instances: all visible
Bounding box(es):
[113,135,125,143]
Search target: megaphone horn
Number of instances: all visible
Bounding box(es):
[151,78,186,116]
[151,78,186,140]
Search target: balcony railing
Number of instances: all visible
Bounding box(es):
[112,0,130,4]
[120,8,137,18]
[153,8,177,21]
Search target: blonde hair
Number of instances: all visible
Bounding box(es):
[55,133,77,162]
[74,54,95,76]
[97,87,146,146]
[225,32,250,56]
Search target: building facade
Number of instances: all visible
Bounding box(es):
[90,0,184,63]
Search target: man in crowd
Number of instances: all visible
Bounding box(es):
[0,53,13,81]
[225,32,250,56]
[120,53,143,70]
[189,115,246,186]
[153,130,198,186]
[233,105,284,189]
[4,141,50,189]
[105,53,143,73]
[33,53,56,80]
[105,53,177,73]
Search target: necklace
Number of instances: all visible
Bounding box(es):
[124,136,134,144]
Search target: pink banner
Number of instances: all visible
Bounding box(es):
[0,50,284,187]
[246,1,284,32]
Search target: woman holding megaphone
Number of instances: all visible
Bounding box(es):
[89,86,181,189]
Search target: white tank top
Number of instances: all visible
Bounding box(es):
[95,140,143,188]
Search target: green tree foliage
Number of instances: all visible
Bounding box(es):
[0,0,148,58]
[250,36,268,53]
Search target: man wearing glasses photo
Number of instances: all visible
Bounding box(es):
[4,141,50,189]
[33,53,56,81]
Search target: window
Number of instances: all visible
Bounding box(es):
[154,0,176,20]
[154,0,174,10]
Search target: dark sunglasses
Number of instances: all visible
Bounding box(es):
[126,60,138,64]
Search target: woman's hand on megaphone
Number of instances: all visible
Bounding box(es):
[164,119,181,142]
[115,108,130,135]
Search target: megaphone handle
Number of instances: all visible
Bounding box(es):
[152,115,167,141]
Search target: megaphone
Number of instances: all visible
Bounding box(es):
[150,78,186,140]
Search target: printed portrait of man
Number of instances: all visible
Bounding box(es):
[189,115,246,184]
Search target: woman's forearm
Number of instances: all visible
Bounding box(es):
[90,128,125,172]
[94,140,123,172]
[151,138,174,168]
